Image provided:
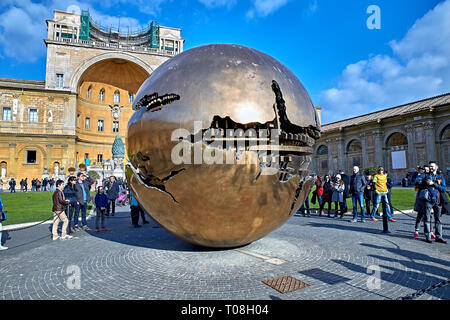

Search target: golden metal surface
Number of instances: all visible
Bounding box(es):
[127,44,320,248]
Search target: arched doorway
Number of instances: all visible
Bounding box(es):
[74,56,151,172]
[386,132,408,183]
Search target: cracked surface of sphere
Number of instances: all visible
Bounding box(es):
[127,44,321,248]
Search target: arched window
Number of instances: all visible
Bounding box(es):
[347,139,362,153]
[86,85,92,99]
[386,132,407,147]
[440,124,450,141]
[99,89,105,102]
[317,145,328,155]
[114,90,120,103]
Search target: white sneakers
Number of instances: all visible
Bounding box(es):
[0,245,8,250]
[52,235,73,240]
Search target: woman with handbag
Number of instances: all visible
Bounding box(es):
[331,174,345,219]
[321,175,333,217]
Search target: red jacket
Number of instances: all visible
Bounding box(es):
[315,179,324,196]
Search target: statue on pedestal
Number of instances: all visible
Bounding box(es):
[112,134,125,179]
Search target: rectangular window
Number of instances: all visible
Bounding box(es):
[99,90,104,102]
[128,93,134,103]
[85,117,90,130]
[26,150,37,164]
[97,119,104,132]
[321,160,328,169]
[97,154,103,163]
[112,121,119,133]
[56,73,64,88]
[77,114,80,128]
[2,107,11,121]
[114,92,120,103]
[29,109,38,123]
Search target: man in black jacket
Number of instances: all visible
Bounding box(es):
[73,172,91,231]
[349,166,367,222]
[339,170,350,213]
[106,176,119,216]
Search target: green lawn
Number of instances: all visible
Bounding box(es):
[0,191,95,226]
[306,188,416,211]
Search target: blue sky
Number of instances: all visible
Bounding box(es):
[0,0,449,124]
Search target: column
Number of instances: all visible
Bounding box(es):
[373,130,384,167]
[360,132,368,169]
[405,124,417,170]
[9,143,16,178]
[46,144,53,169]
[61,144,69,169]
[326,139,334,174]
[423,121,437,162]
[336,137,345,171]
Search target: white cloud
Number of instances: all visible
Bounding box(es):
[197,0,236,8]
[246,0,290,19]
[0,0,146,63]
[319,0,450,124]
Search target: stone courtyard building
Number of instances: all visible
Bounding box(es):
[0,9,184,183]
[313,93,450,184]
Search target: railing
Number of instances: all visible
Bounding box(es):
[49,37,177,56]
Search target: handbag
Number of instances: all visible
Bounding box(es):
[418,189,430,202]
[311,190,317,205]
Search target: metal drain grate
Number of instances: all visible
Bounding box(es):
[262,276,310,294]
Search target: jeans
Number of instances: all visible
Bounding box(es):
[66,204,75,232]
[74,202,88,227]
[317,195,323,208]
[96,207,106,229]
[387,191,394,217]
[371,193,392,219]
[424,202,443,239]
[107,199,116,216]
[352,192,366,219]
[299,197,310,215]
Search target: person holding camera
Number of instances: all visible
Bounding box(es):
[419,161,447,244]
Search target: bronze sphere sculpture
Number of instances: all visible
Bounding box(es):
[127,44,321,248]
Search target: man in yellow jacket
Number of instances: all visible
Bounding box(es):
[370,167,396,222]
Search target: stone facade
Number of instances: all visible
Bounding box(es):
[0,9,184,185]
[313,94,450,184]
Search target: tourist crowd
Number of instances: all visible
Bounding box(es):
[300,161,448,244]
[0,161,448,250]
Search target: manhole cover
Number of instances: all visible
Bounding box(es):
[262,276,310,294]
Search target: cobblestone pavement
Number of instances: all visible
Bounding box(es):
[1,206,449,300]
